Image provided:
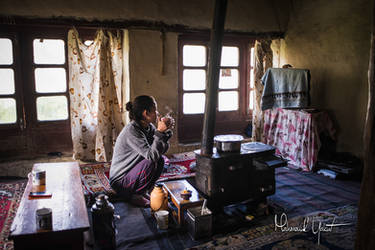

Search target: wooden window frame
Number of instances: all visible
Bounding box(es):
[178,34,254,143]
[0,25,73,158]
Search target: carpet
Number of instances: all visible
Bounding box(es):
[79,152,196,203]
[158,152,196,182]
[269,167,360,217]
[88,163,360,250]
[0,180,27,250]
[191,204,357,250]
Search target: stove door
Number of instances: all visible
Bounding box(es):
[213,156,252,204]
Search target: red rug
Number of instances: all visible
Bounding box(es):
[79,152,196,202]
[0,180,27,250]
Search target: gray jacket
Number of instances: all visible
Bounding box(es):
[109,120,171,186]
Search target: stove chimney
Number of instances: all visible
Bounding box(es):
[201,0,228,155]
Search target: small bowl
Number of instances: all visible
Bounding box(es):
[180,190,192,200]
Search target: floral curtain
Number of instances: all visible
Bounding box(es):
[68,29,128,162]
[252,39,273,142]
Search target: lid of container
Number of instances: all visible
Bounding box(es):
[36,207,52,216]
[214,134,244,142]
[154,183,163,188]
[95,194,109,206]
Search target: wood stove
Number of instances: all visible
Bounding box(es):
[194,142,286,211]
[194,0,286,212]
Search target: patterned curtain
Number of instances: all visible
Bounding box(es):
[252,39,273,142]
[68,29,127,162]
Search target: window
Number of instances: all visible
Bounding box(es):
[33,39,68,121]
[0,27,72,157]
[0,38,17,124]
[178,35,254,143]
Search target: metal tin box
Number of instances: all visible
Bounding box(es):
[186,206,212,239]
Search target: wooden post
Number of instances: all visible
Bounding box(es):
[201,0,228,155]
[355,0,375,249]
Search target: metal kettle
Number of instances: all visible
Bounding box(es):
[91,194,116,250]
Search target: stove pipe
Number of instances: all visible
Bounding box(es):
[201,0,228,155]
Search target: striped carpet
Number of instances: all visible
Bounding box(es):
[269,167,360,217]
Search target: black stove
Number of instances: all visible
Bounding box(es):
[194,142,286,211]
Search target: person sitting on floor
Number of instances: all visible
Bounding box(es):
[109,95,174,207]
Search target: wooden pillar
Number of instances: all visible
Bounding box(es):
[201,0,228,155]
[355,0,375,249]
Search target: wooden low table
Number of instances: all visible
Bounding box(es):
[10,162,90,250]
[162,179,204,225]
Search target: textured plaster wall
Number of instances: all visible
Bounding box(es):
[0,0,290,33]
[279,0,371,157]
[128,30,183,153]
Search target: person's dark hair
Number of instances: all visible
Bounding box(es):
[126,95,156,122]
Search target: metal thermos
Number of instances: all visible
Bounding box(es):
[91,194,116,250]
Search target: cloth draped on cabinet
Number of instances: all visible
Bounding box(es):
[68,29,130,162]
[262,108,336,171]
[261,68,311,110]
[252,40,273,142]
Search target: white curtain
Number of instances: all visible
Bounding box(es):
[252,40,273,142]
[68,28,129,162]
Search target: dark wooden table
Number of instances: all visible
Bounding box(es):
[163,179,204,225]
[9,162,90,250]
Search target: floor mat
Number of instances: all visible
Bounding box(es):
[158,152,196,182]
[269,167,360,217]
[106,166,360,250]
[191,204,357,250]
[0,179,27,250]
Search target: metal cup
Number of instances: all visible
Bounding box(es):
[154,210,169,230]
[36,208,52,231]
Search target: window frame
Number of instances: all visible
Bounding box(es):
[0,25,72,158]
[27,32,71,127]
[0,33,24,133]
[178,34,254,143]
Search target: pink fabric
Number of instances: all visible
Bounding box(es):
[262,108,335,171]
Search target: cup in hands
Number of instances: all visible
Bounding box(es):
[161,115,174,129]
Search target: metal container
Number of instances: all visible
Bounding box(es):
[35,207,52,231]
[32,170,46,186]
[91,194,116,250]
[186,206,212,239]
[214,134,244,153]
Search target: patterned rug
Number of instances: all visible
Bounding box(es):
[79,152,196,203]
[158,152,196,182]
[191,204,357,250]
[0,180,27,250]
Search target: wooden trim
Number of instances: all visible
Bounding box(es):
[178,33,254,143]
[0,15,285,39]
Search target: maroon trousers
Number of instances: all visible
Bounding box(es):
[112,157,164,200]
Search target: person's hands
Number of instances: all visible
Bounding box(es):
[157,115,175,133]
[162,115,175,129]
[157,116,168,132]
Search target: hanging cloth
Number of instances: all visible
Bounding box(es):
[68,28,126,161]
